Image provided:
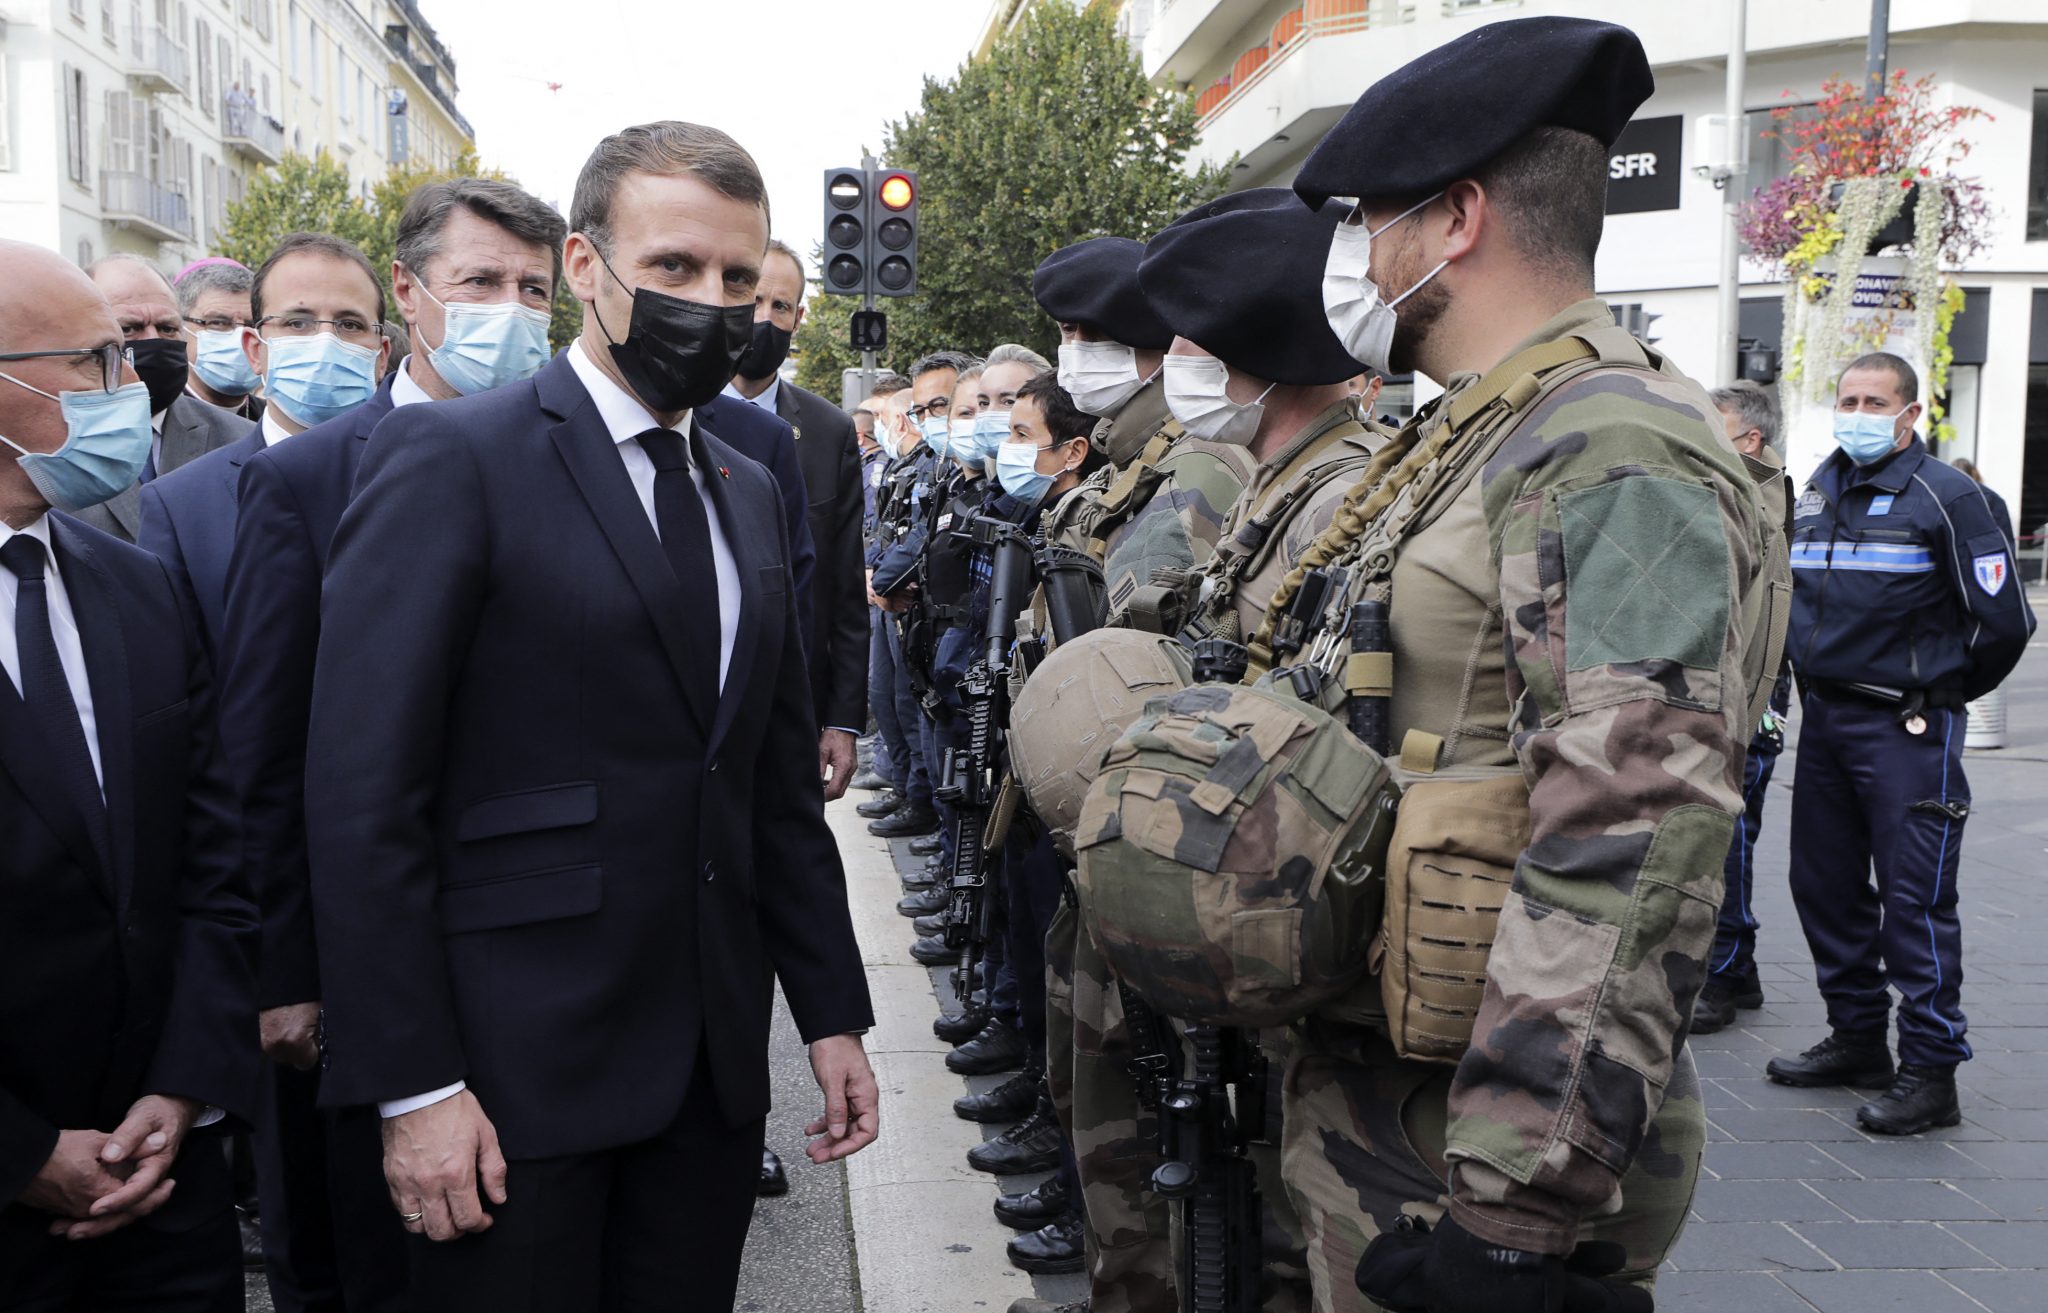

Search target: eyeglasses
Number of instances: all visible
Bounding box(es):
[0,343,135,394]
[257,314,385,346]
[185,314,253,333]
[905,398,949,421]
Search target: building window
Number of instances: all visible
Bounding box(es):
[100,0,115,44]
[1744,102,1824,188]
[309,25,320,99]
[336,52,349,123]
[196,19,213,114]
[63,64,90,187]
[2028,89,2047,243]
[259,70,271,113]
[70,0,87,22]
[79,237,96,267]
[356,71,367,138]
[288,1,299,81]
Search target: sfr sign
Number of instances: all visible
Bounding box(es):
[1607,115,1683,214]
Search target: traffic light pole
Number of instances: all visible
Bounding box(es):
[861,150,878,397]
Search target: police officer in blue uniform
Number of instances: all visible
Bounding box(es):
[1768,352,2036,1135]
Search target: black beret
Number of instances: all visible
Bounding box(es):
[1294,17,1654,207]
[1032,237,1174,351]
[1136,188,1358,387]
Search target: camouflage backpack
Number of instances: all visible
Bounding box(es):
[1072,682,1400,1028]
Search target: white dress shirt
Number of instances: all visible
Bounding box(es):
[0,514,102,791]
[379,340,744,1121]
[391,355,434,410]
[721,375,781,415]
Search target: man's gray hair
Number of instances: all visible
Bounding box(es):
[395,178,568,287]
[1709,379,1780,451]
[571,121,768,256]
[984,342,1052,374]
[85,252,176,298]
[909,350,980,381]
[174,261,253,316]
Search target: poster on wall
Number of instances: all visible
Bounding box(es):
[1785,255,1925,490]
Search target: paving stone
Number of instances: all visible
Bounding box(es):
[1962,1140,2048,1178]
[1665,1221,1834,1271]
[1938,1220,2048,1267]
[1791,1220,1996,1268]
[1778,1270,1992,1312]
[1652,1270,1816,1313]
[1709,1109,1872,1142]
[1727,1077,1871,1111]
[1944,1268,2048,1313]
[1702,1141,1862,1181]
[1818,1137,2005,1179]
[1953,1179,2048,1220]
[1689,1179,1852,1223]
[1812,1179,2002,1221]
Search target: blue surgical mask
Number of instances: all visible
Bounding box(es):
[1832,408,1908,465]
[190,328,260,397]
[0,376,154,512]
[970,410,1012,465]
[263,331,379,428]
[995,439,1053,505]
[919,415,949,452]
[947,417,978,464]
[418,284,553,396]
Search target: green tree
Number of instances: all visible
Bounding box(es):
[214,150,379,271]
[794,2,1228,394]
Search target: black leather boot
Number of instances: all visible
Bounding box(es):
[1691,968,1764,1035]
[854,790,902,819]
[1856,1065,1962,1135]
[948,1019,1028,1076]
[910,934,960,966]
[1006,1213,1085,1274]
[908,831,945,857]
[968,1097,1063,1175]
[898,885,948,917]
[912,912,947,937]
[869,803,939,838]
[957,1067,1042,1125]
[935,1005,990,1044]
[1765,1033,1896,1088]
[993,1173,1071,1229]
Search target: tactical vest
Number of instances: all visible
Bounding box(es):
[1252,321,1782,1062]
[923,477,995,633]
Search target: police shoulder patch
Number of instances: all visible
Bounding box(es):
[1974,552,2010,597]
[1795,490,1825,519]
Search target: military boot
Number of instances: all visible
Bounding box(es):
[1856,1065,1962,1135]
[957,1066,1042,1125]
[1765,1032,1896,1088]
[934,1005,990,1044]
[869,802,939,838]
[948,1019,1027,1076]
[992,1172,1070,1229]
[1006,1213,1085,1274]
[898,885,949,917]
[848,768,890,792]
[910,934,960,967]
[967,1095,1063,1175]
[913,912,948,937]
[854,790,902,819]
[908,831,945,857]
[900,856,942,891]
[1691,966,1765,1035]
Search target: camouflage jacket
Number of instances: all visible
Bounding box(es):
[1415,301,1761,1253]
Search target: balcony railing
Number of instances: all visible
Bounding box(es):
[101,170,194,243]
[222,97,286,164]
[124,23,190,96]
[1194,1,1410,130]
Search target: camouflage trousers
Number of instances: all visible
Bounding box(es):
[1046,898,1312,1313]
[1281,1021,1705,1313]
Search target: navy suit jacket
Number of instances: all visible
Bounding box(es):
[302,353,871,1155]
[701,394,815,651]
[0,517,257,1258]
[136,427,267,662]
[215,375,397,1009]
[771,381,867,733]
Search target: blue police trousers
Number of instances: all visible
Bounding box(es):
[1788,691,1972,1068]
[867,609,909,790]
[1709,734,1783,983]
[881,616,932,809]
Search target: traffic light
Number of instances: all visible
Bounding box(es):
[822,166,869,296]
[870,169,918,297]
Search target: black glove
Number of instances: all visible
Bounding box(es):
[1357,1214,1653,1313]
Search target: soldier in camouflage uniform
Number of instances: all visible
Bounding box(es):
[1167,19,1768,1312]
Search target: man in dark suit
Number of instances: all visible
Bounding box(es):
[302,122,878,1310]
[721,239,868,803]
[699,394,817,652]
[220,185,568,1313]
[0,239,258,1310]
[70,255,252,544]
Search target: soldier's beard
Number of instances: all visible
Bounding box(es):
[1386,274,1450,379]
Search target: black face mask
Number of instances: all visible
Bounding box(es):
[129,338,190,416]
[592,254,753,413]
[736,318,793,382]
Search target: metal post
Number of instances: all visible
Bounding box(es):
[860,149,878,396]
[1865,0,1891,102]
[1714,0,1748,387]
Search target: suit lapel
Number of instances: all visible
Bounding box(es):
[773,383,802,441]
[695,420,767,755]
[158,398,209,474]
[56,524,136,913]
[101,484,142,540]
[548,399,717,737]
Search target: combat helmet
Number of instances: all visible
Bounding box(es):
[1009,629,1194,847]
[1073,681,1399,1028]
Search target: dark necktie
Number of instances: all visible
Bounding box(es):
[633,428,723,701]
[2,535,110,854]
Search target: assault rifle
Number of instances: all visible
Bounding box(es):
[1145,637,1268,1313]
[936,518,1037,1007]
